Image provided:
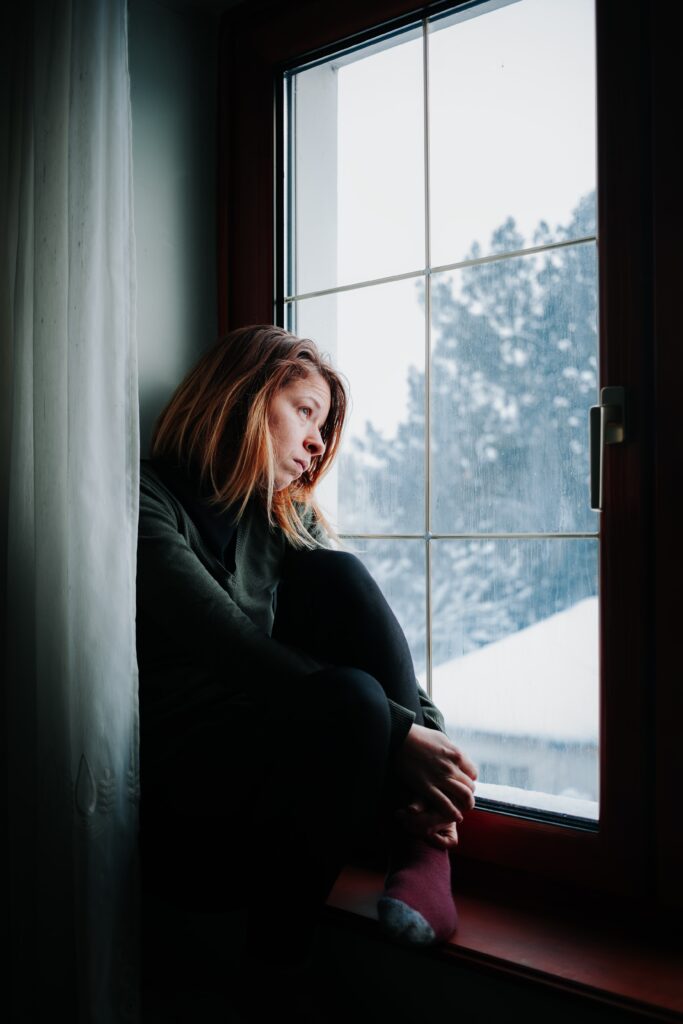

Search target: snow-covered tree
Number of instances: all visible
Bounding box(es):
[339,191,599,669]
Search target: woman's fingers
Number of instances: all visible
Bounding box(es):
[423,773,475,815]
[403,773,474,820]
[396,804,462,828]
[447,776,476,812]
[394,806,460,849]
[449,764,477,796]
[424,782,463,822]
[425,821,459,850]
[432,827,459,850]
[451,747,479,782]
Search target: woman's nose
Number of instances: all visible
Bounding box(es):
[306,428,326,455]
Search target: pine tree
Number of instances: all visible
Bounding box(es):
[338,191,599,671]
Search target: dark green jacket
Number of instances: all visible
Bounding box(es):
[136,458,446,769]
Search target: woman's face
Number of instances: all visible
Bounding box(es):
[267,369,332,491]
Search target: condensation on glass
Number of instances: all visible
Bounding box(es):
[282,0,599,823]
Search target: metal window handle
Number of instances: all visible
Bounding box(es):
[589,386,627,510]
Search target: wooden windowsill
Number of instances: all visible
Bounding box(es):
[323,863,683,1022]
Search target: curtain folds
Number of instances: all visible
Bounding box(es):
[1,2,141,1020]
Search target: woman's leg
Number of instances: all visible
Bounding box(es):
[274,548,425,722]
[274,547,459,948]
[274,547,426,824]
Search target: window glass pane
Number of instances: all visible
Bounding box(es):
[343,538,427,682]
[431,242,599,534]
[291,26,424,296]
[430,537,599,820]
[293,276,425,535]
[429,0,596,267]
[282,0,599,825]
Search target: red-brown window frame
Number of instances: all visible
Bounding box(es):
[217,0,680,922]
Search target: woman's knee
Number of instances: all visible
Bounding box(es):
[297,665,392,744]
[296,548,377,601]
[275,549,388,651]
[324,663,389,713]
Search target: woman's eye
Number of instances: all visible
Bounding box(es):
[299,407,311,417]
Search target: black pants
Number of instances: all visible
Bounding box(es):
[141,548,425,961]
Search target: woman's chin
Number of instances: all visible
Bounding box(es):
[273,476,294,492]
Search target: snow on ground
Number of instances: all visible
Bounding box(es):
[418,596,599,743]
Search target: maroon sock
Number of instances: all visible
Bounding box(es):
[377,828,458,946]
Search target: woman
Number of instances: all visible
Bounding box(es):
[136,325,477,1018]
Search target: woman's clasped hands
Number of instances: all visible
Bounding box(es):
[393,724,478,851]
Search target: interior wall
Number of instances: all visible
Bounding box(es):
[128,0,218,457]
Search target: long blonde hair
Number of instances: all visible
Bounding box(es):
[149,325,348,548]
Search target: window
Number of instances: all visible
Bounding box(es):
[218,0,679,911]
[282,0,599,828]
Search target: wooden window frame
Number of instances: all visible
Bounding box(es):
[217,0,680,923]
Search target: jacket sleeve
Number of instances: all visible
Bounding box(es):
[137,478,326,688]
[386,682,448,753]
[418,683,447,733]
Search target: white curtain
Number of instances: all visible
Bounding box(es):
[1,1,141,1020]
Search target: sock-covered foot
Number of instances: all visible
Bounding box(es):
[377,829,458,947]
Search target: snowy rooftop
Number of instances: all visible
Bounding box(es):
[418,596,599,743]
